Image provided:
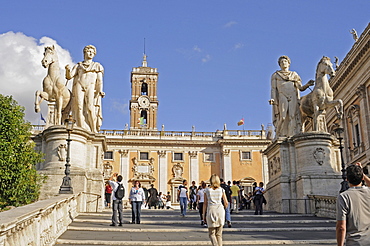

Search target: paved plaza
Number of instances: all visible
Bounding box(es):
[56,207,336,246]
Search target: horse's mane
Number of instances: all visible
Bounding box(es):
[315,56,331,80]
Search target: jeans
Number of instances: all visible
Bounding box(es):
[179,197,188,216]
[231,196,239,213]
[131,201,142,223]
[225,202,231,222]
[198,202,204,221]
[112,199,124,225]
[254,195,263,215]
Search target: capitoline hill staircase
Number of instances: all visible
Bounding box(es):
[55,208,336,246]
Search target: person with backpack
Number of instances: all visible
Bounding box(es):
[129,180,146,224]
[108,173,125,226]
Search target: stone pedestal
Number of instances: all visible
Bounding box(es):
[264,132,342,213]
[35,125,106,212]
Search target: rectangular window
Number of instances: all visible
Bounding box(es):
[204,153,214,162]
[355,124,361,147]
[104,151,113,160]
[173,152,183,161]
[140,152,149,160]
[241,151,251,160]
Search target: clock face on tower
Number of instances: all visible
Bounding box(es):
[138,96,150,108]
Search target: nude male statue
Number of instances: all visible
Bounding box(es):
[270,56,314,138]
[65,45,105,133]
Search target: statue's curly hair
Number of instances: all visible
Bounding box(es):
[278,55,291,66]
[83,45,97,55]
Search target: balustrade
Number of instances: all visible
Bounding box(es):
[0,193,88,246]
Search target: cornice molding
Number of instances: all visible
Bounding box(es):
[331,24,370,92]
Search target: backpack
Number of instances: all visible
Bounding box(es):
[115,183,125,200]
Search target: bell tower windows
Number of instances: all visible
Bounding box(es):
[141,81,148,95]
[129,54,159,130]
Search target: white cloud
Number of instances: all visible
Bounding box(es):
[223,21,237,28]
[202,54,211,63]
[233,42,245,50]
[193,45,202,52]
[109,98,128,115]
[0,32,74,125]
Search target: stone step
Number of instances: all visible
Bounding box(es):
[56,239,336,245]
[56,209,337,246]
[74,217,335,224]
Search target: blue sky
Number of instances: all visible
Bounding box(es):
[0,1,369,132]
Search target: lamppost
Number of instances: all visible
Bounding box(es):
[333,126,348,193]
[59,115,75,194]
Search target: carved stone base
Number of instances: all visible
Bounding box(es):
[35,125,106,212]
[264,132,342,213]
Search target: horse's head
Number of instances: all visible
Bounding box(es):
[41,45,57,68]
[318,56,335,78]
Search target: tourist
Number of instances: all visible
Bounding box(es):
[129,180,145,224]
[108,173,124,226]
[336,163,370,245]
[166,191,172,209]
[189,181,198,210]
[220,178,232,228]
[104,181,112,208]
[203,174,228,246]
[253,182,266,215]
[197,182,207,226]
[147,184,158,209]
[157,192,164,209]
[178,179,189,217]
[246,192,253,210]
[230,181,240,214]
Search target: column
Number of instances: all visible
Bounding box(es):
[189,151,199,184]
[119,150,130,199]
[222,149,232,182]
[158,151,167,193]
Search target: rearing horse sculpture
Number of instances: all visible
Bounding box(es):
[34,46,71,125]
[300,56,343,131]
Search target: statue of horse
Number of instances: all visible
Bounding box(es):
[34,46,71,125]
[300,56,343,131]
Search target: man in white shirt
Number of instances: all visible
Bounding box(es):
[109,173,125,226]
[336,163,370,246]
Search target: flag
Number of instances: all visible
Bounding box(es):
[138,117,144,125]
[40,113,46,123]
[237,118,244,126]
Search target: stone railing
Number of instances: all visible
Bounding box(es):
[31,125,267,140]
[99,129,266,140]
[307,195,337,219]
[0,193,82,246]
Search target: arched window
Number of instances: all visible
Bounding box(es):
[140,110,147,125]
[141,82,148,95]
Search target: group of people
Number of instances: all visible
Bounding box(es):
[146,184,172,209]
[106,173,174,226]
[176,175,230,246]
[176,179,266,218]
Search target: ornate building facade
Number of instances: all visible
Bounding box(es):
[100,55,271,202]
[326,22,370,174]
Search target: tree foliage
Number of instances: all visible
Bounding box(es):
[0,94,44,209]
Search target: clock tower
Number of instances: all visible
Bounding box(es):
[129,54,159,130]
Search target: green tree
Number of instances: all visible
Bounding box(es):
[0,94,44,209]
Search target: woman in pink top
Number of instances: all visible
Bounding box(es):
[203,174,228,246]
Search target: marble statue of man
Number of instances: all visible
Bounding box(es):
[65,45,105,133]
[270,56,313,138]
